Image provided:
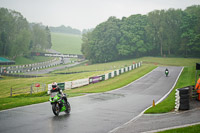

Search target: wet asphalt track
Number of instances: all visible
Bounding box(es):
[0,66,183,133]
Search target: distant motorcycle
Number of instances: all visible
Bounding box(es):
[49,92,71,116]
[165,68,169,77]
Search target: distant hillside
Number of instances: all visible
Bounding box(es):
[49,25,81,35]
[51,32,82,54]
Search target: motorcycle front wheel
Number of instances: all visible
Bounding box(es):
[52,103,60,116]
[65,102,71,114]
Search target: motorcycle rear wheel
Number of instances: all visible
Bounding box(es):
[52,103,60,116]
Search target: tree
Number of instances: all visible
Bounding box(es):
[164,9,183,56]
[146,10,167,57]
[82,17,121,63]
[49,25,81,35]
[81,5,200,63]
[0,8,53,58]
[0,8,15,56]
[11,11,31,58]
[81,31,94,60]
[45,26,52,49]
[31,24,52,52]
[180,5,200,57]
[118,14,148,57]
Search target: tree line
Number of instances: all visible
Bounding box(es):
[0,8,52,59]
[49,25,81,35]
[49,25,94,35]
[81,5,200,63]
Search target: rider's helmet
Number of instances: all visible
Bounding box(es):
[52,82,57,89]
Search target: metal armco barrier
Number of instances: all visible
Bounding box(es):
[0,58,59,74]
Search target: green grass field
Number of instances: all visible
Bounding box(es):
[0,56,54,66]
[51,32,82,54]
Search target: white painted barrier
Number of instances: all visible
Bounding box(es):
[125,67,128,72]
[46,61,142,94]
[47,84,52,94]
[71,78,89,88]
[121,68,124,73]
[65,81,72,90]
[175,89,180,111]
[129,66,132,71]
[116,69,120,75]
[105,73,109,80]
[111,71,115,77]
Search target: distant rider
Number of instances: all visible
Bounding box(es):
[165,68,169,77]
[51,82,68,103]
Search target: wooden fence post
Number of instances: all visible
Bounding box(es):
[10,88,12,97]
[30,85,32,95]
[43,84,46,91]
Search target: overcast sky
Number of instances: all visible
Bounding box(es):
[0,0,200,30]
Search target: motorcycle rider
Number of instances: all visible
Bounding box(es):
[165,68,169,76]
[51,82,68,104]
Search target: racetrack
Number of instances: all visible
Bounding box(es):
[0,66,183,133]
[25,58,83,75]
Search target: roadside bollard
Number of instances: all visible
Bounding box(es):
[152,100,155,107]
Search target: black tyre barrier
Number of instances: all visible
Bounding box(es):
[180,94,189,99]
[180,98,189,104]
[179,88,189,95]
[179,104,190,110]
[175,87,190,111]
[179,88,190,110]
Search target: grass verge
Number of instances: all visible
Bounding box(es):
[158,124,200,133]
[0,97,49,111]
[14,56,54,65]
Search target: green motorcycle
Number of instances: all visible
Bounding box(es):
[165,69,169,77]
[49,92,71,116]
